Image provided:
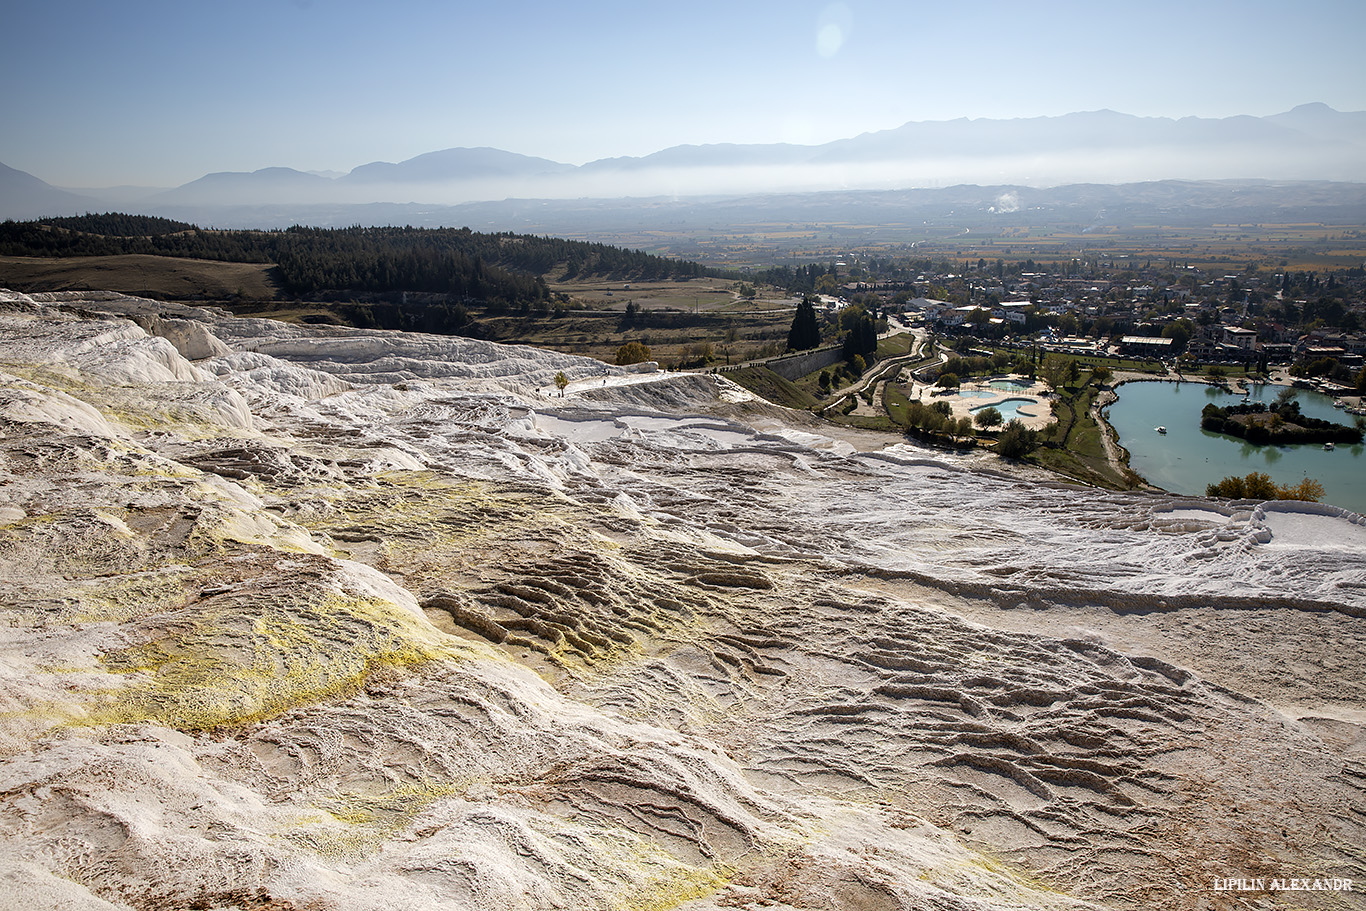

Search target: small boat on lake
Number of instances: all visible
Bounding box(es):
[1324,442,1335,451]
[1155,426,1167,434]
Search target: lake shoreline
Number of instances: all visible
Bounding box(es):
[1102,376,1366,513]
[1093,372,1210,492]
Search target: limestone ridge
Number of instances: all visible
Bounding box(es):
[1,288,1362,910]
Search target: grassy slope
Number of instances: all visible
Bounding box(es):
[721,366,820,411]
[0,254,281,301]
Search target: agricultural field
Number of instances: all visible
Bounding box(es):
[621,220,1366,273]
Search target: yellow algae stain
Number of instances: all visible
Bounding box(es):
[66,567,198,624]
[91,593,460,731]
[1,366,239,441]
[328,473,589,550]
[622,864,732,911]
[282,778,469,860]
[102,392,255,442]
[918,846,1076,906]
[331,779,464,831]
[181,487,329,556]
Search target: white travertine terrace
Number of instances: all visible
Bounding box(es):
[1,289,1362,910]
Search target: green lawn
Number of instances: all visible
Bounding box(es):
[883,382,912,426]
[874,334,916,359]
[1029,376,1139,489]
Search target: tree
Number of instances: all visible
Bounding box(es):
[1040,355,1072,392]
[616,341,651,365]
[840,307,878,362]
[1161,319,1195,351]
[1286,478,1326,502]
[788,296,821,351]
[818,370,833,393]
[995,419,1039,459]
[553,371,569,397]
[1090,365,1113,387]
[935,372,960,389]
[1241,471,1279,499]
[974,407,1004,429]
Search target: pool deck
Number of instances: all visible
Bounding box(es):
[904,375,1056,430]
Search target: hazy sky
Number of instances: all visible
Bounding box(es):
[4,0,1364,188]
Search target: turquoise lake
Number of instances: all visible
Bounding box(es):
[1104,381,1365,514]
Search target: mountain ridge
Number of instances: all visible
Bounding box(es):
[4,105,1365,221]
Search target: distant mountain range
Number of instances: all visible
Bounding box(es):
[3,104,1365,225]
[0,162,102,219]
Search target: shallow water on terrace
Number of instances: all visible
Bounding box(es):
[533,413,621,442]
[1106,382,1366,515]
[620,415,755,447]
[1258,507,1366,549]
[1153,508,1229,523]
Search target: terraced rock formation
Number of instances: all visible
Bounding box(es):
[1,289,1363,910]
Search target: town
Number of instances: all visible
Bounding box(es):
[789,253,1365,395]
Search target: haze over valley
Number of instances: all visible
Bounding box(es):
[4,105,1366,229]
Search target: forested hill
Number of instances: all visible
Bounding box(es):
[0,215,712,302]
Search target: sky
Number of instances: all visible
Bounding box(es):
[4,0,1365,189]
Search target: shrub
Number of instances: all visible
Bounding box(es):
[1205,472,1323,502]
[996,419,1039,459]
[615,341,651,365]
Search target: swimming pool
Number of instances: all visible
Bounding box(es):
[957,390,997,399]
[989,379,1033,392]
[971,397,1042,420]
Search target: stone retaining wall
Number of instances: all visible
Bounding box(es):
[763,346,845,381]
